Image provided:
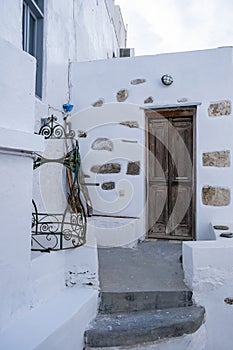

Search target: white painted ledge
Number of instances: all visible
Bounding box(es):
[88,217,144,248]
[30,251,66,308]
[0,287,98,350]
[30,233,99,308]
[141,102,202,110]
[183,224,233,350]
[211,221,233,244]
[0,127,44,155]
[183,223,233,289]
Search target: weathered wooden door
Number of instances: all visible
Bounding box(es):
[146,108,195,240]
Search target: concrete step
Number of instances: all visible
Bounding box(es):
[99,290,193,314]
[84,305,205,348]
[98,241,189,294]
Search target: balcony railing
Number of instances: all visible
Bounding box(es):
[31,115,86,251]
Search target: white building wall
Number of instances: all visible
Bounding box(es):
[113,5,127,47]
[70,103,146,247]
[1,1,233,349]
[0,38,44,330]
[69,48,233,348]
[0,1,126,348]
[0,39,36,133]
[35,0,127,125]
[70,47,233,242]
[183,232,233,350]
[0,1,22,49]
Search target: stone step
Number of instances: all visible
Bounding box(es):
[84,305,205,348]
[99,290,193,314]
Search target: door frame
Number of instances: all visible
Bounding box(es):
[145,107,196,241]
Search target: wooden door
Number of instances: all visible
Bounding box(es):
[146,108,195,240]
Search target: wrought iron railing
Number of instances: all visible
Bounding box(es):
[32,115,87,251]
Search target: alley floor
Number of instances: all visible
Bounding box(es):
[98,240,188,292]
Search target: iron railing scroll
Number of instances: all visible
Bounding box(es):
[31,115,87,251]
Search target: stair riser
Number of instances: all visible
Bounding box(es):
[85,306,205,348]
[99,291,193,313]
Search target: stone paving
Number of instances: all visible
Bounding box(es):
[98,240,188,292]
[84,240,205,349]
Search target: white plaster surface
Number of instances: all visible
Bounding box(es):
[70,103,146,246]
[0,36,38,331]
[0,38,36,132]
[183,236,233,350]
[211,221,233,242]
[3,2,233,348]
[74,0,125,62]
[33,138,67,214]
[0,287,98,350]
[0,1,22,49]
[65,228,99,288]
[0,154,33,329]
[35,0,126,120]
[32,0,127,248]
[88,217,143,248]
[0,232,99,347]
[0,127,44,154]
[0,2,125,347]
[30,251,66,308]
[71,47,233,241]
[30,223,99,308]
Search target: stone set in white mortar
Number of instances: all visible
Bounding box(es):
[201,100,232,206]
[202,150,230,167]
[208,100,231,117]
[202,186,230,206]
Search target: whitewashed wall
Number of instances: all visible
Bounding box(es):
[0,1,126,348]
[0,1,22,49]
[33,0,127,233]
[35,0,127,125]
[183,231,233,350]
[70,103,146,246]
[0,37,44,330]
[71,47,233,241]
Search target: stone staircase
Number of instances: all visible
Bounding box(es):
[84,241,205,349]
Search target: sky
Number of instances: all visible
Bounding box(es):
[115,0,233,56]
